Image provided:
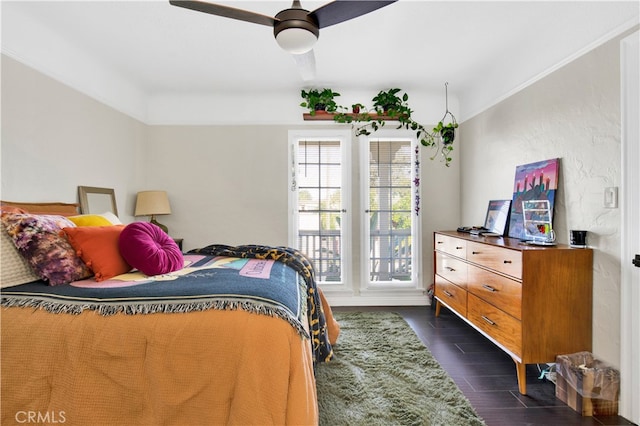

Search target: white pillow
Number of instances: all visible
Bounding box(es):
[100,211,122,225]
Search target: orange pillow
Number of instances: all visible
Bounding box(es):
[62,225,131,281]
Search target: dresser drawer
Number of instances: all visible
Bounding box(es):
[467,241,522,279]
[468,293,522,357]
[434,234,467,259]
[435,275,467,316]
[467,263,522,319]
[435,252,468,288]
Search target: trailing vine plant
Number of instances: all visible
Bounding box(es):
[324,85,458,167]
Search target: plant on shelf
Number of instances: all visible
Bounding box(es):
[359,86,458,167]
[300,84,458,167]
[300,88,340,115]
[333,88,417,136]
[351,103,365,114]
[372,88,408,114]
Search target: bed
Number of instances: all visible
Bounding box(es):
[1,201,340,425]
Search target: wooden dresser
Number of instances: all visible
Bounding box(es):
[433,231,593,394]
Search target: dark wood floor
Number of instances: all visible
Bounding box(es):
[332,305,635,426]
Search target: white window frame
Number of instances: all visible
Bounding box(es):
[360,132,423,293]
[288,130,352,294]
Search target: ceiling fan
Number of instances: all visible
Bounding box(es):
[169,0,397,80]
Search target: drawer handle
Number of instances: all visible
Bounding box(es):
[445,266,456,272]
[437,241,444,244]
[503,260,512,264]
[456,246,464,250]
[481,316,496,326]
[472,251,480,255]
[482,284,497,292]
[443,290,453,298]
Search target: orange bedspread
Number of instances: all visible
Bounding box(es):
[1,304,331,425]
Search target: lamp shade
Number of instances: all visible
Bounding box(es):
[134,191,171,216]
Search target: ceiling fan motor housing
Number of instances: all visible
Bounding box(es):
[274,8,320,53]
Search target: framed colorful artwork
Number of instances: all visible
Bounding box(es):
[483,200,511,236]
[507,158,560,240]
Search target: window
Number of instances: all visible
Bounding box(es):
[289,131,350,284]
[363,137,420,288]
[366,139,414,282]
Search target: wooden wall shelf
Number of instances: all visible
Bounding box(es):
[302,112,399,121]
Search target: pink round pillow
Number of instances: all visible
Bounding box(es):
[118,222,183,276]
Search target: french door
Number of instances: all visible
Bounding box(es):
[362,136,421,289]
[288,130,351,286]
[289,130,422,297]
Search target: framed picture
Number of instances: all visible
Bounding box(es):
[78,186,118,216]
[507,158,560,240]
[483,200,511,236]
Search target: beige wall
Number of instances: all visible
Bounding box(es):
[459,31,636,368]
[145,125,461,289]
[1,55,146,218]
[144,125,292,249]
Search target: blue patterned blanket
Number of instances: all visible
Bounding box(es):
[1,244,334,364]
[189,244,334,364]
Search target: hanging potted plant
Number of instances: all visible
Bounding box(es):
[433,120,458,146]
[418,83,458,166]
[300,88,340,115]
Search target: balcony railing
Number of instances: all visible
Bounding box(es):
[370,229,412,281]
[298,229,412,282]
[298,230,341,282]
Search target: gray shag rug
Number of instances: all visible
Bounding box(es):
[316,311,486,426]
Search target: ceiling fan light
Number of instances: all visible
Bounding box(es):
[275,27,318,54]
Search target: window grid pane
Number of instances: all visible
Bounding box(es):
[297,140,342,282]
[369,140,412,281]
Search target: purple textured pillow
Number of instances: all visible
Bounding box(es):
[118,222,183,276]
[1,212,92,285]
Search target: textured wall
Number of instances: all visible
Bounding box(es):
[459,34,627,367]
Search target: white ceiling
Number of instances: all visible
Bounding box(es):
[2,1,638,124]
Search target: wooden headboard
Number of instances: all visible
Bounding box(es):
[0,201,80,216]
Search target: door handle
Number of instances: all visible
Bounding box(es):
[633,254,640,268]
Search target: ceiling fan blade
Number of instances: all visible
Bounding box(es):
[169,1,277,27]
[310,0,397,29]
[292,50,316,81]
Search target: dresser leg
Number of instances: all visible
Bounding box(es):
[514,360,527,394]
[434,299,441,317]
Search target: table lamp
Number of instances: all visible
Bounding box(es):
[134,191,171,233]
